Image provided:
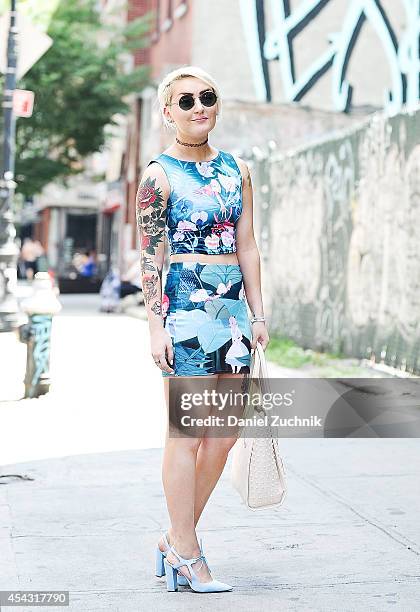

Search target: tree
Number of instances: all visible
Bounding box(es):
[14,0,153,198]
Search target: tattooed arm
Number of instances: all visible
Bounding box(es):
[135,163,174,373]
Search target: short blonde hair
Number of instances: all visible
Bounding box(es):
[157,65,222,129]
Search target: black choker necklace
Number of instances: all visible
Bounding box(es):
[176,137,208,147]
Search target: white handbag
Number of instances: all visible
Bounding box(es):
[230,341,287,510]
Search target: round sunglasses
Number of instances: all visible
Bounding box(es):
[168,90,218,112]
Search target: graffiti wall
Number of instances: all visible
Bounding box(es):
[237,0,419,114]
[255,107,420,373]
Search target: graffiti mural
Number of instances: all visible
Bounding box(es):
[240,0,420,113]
[29,314,52,397]
[255,108,420,373]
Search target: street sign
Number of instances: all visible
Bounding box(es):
[13,89,34,117]
[0,11,52,80]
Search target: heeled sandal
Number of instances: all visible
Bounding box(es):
[155,532,189,586]
[163,543,232,593]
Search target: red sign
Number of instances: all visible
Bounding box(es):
[13,89,34,117]
[103,187,123,214]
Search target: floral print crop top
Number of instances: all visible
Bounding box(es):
[147,150,243,255]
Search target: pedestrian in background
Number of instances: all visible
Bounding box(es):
[33,240,49,273]
[79,249,97,277]
[99,267,121,313]
[20,237,38,280]
[120,249,142,299]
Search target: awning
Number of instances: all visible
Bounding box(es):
[102,182,123,214]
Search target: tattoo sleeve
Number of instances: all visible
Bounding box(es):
[136,176,167,326]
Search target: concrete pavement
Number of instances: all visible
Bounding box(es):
[1,442,419,611]
[0,292,167,465]
[1,288,419,611]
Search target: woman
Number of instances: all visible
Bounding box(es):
[120,249,143,299]
[20,237,38,280]
[136,66,269,593]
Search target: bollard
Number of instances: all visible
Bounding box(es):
[18,272,62,398]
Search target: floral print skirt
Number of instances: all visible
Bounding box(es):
[162,262,252,377]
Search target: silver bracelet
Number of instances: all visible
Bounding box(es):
[250,316,266,324]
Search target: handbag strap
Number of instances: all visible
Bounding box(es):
[255,341,269,379]
[255,342,281,439]
[246,342,281,439]
[248,342,268,379]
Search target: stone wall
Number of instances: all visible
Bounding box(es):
[253,107,420,374]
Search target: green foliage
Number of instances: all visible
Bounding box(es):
[265,336,313,369]
[13,0,153,198]
[265,334,376,376]
[0,0,60,30]
[265,335,346,369]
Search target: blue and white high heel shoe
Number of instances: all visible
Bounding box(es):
[156,533,212,587]
[163,543,232,593]
[156,534,212,587]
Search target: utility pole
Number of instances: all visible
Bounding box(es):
[0,0,21,332]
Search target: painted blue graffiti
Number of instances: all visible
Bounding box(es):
[30,314,52,395]
[330,0,403,113]
[240,0,420,114]
[399,0,420,110]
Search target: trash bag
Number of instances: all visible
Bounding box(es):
[99,268,121,313]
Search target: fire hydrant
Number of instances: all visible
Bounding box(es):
[18,272,62,398]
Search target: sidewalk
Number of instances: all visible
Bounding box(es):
[0,292,168,465]
[1,442,419,611]
[1,288,419,610]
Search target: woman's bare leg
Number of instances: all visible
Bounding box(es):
[161,375,218,581]
[193,373,245,525]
